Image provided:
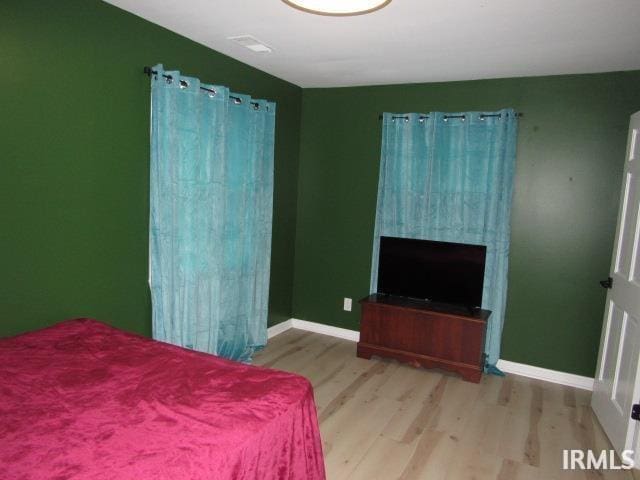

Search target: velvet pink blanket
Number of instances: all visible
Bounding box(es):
[0,319,325,480]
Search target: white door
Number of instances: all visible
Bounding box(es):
[592,111,640,464]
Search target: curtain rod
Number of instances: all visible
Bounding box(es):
[143,66,264,110]
[378,112,523,121]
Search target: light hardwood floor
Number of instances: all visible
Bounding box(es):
[253,328,635,480]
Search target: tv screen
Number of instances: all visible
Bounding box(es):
[377,236,486,308]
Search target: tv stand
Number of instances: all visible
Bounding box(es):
[357,294,490,383]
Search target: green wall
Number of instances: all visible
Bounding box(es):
[1,0,302,336]
[293,72,640,377]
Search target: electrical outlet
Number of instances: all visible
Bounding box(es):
[343,297,352,312]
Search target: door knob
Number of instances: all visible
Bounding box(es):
[600,277,613,289]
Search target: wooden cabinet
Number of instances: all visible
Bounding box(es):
[357,294,490,383]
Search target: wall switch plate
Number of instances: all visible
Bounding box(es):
[343,297,352,312]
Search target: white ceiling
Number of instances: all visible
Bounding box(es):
[104,0,640,88]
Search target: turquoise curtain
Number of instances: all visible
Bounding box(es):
[149,64,275,362]
[370,110,518,369]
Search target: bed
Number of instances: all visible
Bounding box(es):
[0,319,326,480]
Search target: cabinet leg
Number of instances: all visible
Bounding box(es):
[356,344,372,360]
[461,370,482,383]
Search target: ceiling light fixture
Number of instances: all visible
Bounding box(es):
[282,0,392,16]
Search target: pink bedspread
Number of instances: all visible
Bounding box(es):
[0,319,325,480]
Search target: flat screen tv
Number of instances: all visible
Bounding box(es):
[377,236,486,309]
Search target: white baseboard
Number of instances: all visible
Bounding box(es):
[267,318,594,391]
[290,318,360,342]
[267,318,359,341]
[267,319,293,339]
[496,359,594,391]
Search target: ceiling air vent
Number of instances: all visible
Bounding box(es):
[227,35,273,53]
